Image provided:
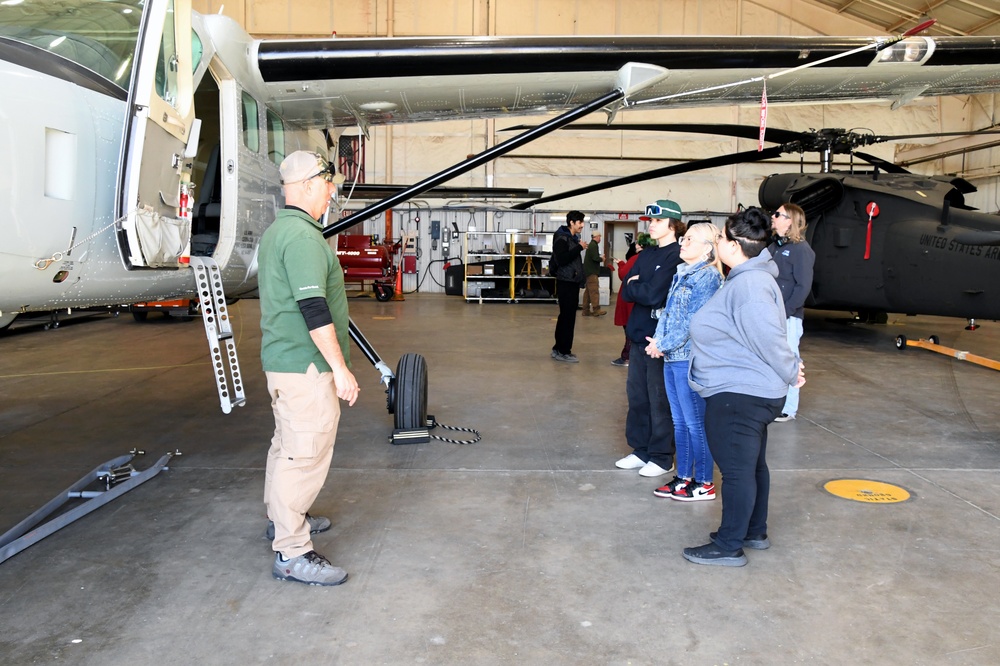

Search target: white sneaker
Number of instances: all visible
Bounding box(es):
[638,461,674,477]
[774,413,795,422]
[615,453,645,469]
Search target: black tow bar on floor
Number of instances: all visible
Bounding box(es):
[0,450,178,565]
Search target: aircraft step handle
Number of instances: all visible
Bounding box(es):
[190,257,246,414]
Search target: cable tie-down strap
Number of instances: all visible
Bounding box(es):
[428,415,481,445]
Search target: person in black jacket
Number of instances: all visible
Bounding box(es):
[550,210,588,363]
[614,200,685,477]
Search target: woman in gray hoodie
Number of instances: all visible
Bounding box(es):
[683,207,805,567]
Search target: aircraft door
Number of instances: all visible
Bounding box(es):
[115,0,197,269]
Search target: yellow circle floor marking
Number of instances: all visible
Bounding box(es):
[372,316,396,320]
[824,479,911,504]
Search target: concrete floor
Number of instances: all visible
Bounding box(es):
[1,294,998,665]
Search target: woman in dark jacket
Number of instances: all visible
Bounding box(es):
[769,203,815,422]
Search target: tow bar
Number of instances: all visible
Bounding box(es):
[0,450,178,565]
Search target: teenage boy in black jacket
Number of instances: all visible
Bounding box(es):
[615,200,685,478]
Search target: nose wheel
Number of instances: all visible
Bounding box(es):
[386,353,429,442]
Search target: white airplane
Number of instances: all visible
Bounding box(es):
[2,0,1000,412]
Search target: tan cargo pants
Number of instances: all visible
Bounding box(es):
[264,363,341,558]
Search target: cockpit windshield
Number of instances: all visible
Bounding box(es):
[0,0,145,87]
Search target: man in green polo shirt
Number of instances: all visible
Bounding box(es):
[259,150,359,587]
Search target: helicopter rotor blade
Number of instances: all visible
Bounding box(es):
[853,151,910,174]
[511,145,785,210]
[499,122,804,144]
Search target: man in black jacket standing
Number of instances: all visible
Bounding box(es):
[550,210,588,363]
[615,200,685,477]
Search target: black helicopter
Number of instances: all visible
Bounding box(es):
[508,123,1000,326]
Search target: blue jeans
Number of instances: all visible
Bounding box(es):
[782,316,803,416]
[663,360,713,484]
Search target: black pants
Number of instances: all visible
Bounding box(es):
[553,281,580,355]
[704,392,784,552]
[625,348,674,468]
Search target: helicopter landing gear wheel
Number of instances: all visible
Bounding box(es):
[895,335,907,350]
[374,283,394,302]
[928,335,940,345]
[386,353,428,430]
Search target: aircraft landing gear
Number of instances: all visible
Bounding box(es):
[386,353,429,439]
[855,310,888,324]
[966,318,979,331]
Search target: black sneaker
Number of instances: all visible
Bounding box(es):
[653,476,689,498]
[710,531,770,550]
[682,542,748,567]
[273,550,348,586]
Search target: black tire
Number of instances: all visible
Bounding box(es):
[374,283,394,302]
[132,310,149,322]
[393,353,428,430]
[895,335,907,350]
[928,335,940,345]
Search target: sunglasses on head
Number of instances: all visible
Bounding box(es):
[307,163,338,183]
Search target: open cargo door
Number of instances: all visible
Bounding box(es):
[115,0,197,269]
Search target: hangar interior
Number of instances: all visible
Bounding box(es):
[3,1,1000,664]
[193,0,1000,300]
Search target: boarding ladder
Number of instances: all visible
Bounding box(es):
[190,257,245,413]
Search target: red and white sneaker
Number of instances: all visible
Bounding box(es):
[671,481,716,502]
[653,476,690,498]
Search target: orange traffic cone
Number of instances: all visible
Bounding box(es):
[391,258,405,301]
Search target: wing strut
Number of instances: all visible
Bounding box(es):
[324,63,667,372]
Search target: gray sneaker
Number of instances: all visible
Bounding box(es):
[553,352,579,363]
[264,514,331,540]
[273,550,348,586]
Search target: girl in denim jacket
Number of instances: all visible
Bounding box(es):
[645,223,724,502]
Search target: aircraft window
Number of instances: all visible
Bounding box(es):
[191,29,202,72]
[0,0,145,86]
[154,0,180,108]
[241,91,260,153]
[875,38,929,64]
[267,110,285,165]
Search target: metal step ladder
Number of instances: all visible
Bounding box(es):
[190,257,246,413]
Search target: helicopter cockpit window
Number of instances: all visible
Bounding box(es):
[874,37,931,65]
[0,0,145,87]
[241,91,260,153]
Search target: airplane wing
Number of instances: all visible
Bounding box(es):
[233,25,1000,131]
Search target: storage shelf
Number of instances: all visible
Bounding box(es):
[464,231,556,302]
